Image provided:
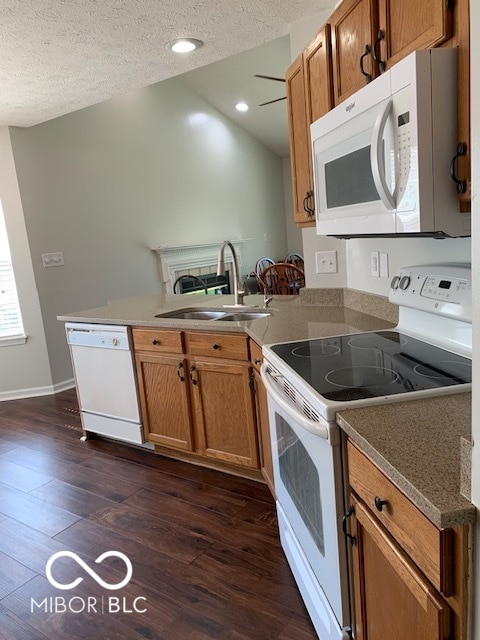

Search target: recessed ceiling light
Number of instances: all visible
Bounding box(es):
[166,38,204,53]
[235,102,249,112]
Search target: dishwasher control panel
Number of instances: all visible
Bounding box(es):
[65,323,131,350]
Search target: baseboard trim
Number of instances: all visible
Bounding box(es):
[0,378,75,402]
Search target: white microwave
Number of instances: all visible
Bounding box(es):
[311,48,470,238]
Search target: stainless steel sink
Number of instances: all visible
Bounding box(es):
[219,312,271,321]
[155,308,271,321]
[155,309,227,320]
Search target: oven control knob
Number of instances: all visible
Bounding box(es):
[390,275,400,290]
[399,275,411,290]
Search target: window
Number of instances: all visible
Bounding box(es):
[0,201,25,342]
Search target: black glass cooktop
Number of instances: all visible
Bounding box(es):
[270,331,471,402]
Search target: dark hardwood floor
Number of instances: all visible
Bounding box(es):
[0,390,317,639]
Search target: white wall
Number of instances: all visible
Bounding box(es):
[469,0,480,635]
[10,78,288,387]
[0,127,53,399]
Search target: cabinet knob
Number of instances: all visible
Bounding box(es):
[254,359,261,365]
[374,496,388,512]
[152,339,159,345]
[212,343,220,350]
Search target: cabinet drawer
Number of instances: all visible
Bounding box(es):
[347,440,453,596]
[132,328,183,354]
[186,331,249,361]
[250,340,263,372]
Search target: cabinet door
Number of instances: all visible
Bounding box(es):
[135,353,193,450]
[304,25,334,128]
[253,369,275,495]
[286,55,315,226]
[330,0,378,105]
[190,360,259,468]
[441,0,471,213]
[350,495,451,640]
[378,0,452,71]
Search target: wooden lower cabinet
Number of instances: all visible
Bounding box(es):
[133,327,260,472]
[135,352,193,450]
[350,494,451,640]
[189,359,259,468]
[347,440,468,639]
[250,340,275,494]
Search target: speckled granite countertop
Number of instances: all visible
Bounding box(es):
[337,394,474,528]
[58,290,473,529]
[57,291,396,346]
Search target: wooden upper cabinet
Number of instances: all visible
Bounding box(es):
[304,25,334,126]
[286,56,314,225]
[441,0,471,212]
[286,25,334,226]
[330,0,378,105]
[378,0,452,71]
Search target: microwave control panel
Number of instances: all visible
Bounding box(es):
[389,264,471,321]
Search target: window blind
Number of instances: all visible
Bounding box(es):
[0,259,23,337]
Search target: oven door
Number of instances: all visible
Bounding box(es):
[261,365,350,639]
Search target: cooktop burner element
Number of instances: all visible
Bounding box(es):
[348,332,407,349]
[292,344,341,358]
[270,331,471,402]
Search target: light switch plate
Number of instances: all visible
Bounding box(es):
[42,252,64,268]
[379,252,389,278]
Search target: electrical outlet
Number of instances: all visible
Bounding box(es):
[42,252,64,268]
[315,250,338,273]
[371,251,380,277]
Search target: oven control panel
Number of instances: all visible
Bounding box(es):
[389,263,471,321]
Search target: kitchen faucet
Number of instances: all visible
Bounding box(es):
[217,241,246,307]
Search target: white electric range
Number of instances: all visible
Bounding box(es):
[261,263,472,640]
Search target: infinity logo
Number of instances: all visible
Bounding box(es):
[46,551,133,591]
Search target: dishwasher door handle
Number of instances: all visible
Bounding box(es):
[260,364,329,440]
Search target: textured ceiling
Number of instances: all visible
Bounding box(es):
[1,0,336,127]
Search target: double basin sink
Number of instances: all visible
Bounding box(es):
[156,308,271,322]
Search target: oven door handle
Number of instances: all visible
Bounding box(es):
[260,364,329,440]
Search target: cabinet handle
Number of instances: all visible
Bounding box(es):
[212,343,220,350]
[342,505,356,546]
[373,30,386,73]
[177,362,185,382]
[450,142,467,194]
[152,339,160,345]
[360,44,372,84]
[374,496,388,512]
[254,359,261,365]
[303,190,314,217]
[189,365,198,385]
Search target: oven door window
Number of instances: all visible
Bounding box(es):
[276,414,325,556]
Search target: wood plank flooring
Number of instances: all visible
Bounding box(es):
[0,390,317,639]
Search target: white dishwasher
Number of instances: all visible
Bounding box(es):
[66,322,144,444]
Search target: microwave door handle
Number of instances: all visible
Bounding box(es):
[370,99,395,210]
[260,364,329,439]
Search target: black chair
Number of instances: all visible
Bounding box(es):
[173,274,208,294]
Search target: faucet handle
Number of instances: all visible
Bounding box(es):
[263,295,274,308]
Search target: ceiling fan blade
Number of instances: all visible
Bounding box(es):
[258,96,287,106]
[254,74,286,83]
